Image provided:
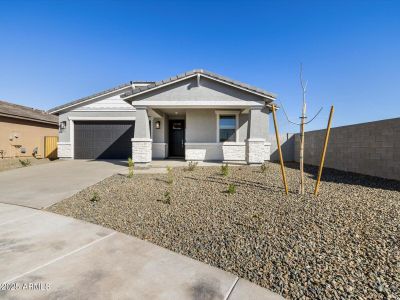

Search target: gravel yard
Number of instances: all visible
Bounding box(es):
[48,162,400,299]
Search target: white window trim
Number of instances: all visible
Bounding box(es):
[215,111,239,143]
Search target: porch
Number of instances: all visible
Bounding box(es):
[132,106,272,165]
[122,70,276,165]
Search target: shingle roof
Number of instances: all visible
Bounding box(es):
[121,69,277,100]
[48,81,155,114]
[0,100,58,125]
[48,82,130,114]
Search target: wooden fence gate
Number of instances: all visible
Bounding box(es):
[44,136,58,159]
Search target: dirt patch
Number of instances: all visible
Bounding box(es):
[0,157,56,172]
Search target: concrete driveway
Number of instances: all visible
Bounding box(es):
[0,203,283,300]
[0,160,127,209]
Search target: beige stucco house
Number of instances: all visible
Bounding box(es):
[0,100,58,158]
[49,70,277,165]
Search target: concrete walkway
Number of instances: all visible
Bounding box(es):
[0,203,283,300]
[0,160,127,209]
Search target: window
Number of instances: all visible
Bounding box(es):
[172,122,183,130]
[219,115,236,142]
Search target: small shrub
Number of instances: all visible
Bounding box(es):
[221,163,229,176]
[19,159,31,167]
[163,191,171,204]
[187,161,198,171]
[167,166,173,184]
[227,184,236,194]
[260,163,267,173]
[128,157,134,178]
[90,191,100,202]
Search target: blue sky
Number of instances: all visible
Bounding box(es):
[1,0,399,132]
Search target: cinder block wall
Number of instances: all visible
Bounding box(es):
[293,118,400,181]
[270,133,295,162]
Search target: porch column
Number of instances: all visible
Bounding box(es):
[131,107,152,165]
[246,107,266,164]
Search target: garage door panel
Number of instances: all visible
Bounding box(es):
[74,121,135,159]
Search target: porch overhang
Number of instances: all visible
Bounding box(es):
[129,100,265,109]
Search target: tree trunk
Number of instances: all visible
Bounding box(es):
[299,102,306,195]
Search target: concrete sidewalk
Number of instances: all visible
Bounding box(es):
[0,160,127,209]
[0,203,283,300]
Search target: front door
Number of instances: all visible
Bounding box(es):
[169,120,185,157]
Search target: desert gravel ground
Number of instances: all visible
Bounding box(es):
[0,157,55,172]
[48,162,400,299]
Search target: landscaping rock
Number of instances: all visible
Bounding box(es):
[48,162,400,299]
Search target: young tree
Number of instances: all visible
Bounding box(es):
[281,64,322,195]
[299,66,307,195]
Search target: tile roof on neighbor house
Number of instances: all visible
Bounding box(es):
[120,69,277,100]
[47,81,155,114]
[0,100,58,125]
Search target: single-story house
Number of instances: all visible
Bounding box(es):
[0,100,58,158]
[48,70,277,165]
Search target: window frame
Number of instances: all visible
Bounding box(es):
[215,111,239,143]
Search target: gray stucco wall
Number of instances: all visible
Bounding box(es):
[56,75,272,146]
[292,118,400,181]
[247,108,269,140]
[238,114,248,143]
[152,116,165,143]
[185,109,217,143]
[58,108,270,145]
[133,77,266,105]
[185,109,269,143]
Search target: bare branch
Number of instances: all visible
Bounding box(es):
[278,99,301,126]
[305,107,323,124]
[300,63,307,93]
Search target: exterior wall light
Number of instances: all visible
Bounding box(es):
[155,121,161,129]
[60,121,66,130]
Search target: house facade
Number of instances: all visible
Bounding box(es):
[0,100,58,159]
[49,70,276,165]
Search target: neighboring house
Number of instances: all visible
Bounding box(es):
[48,70,277,165]
[0,100,58,158]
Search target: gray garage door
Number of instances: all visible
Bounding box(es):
[74,121,135,159]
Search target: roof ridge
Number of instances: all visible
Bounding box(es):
[0,100,58,124]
